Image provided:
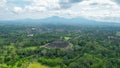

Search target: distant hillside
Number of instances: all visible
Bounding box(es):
[0,16,120,26]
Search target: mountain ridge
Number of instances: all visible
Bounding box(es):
[0,16,120,26]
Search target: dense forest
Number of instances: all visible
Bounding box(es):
[0,22,120,68]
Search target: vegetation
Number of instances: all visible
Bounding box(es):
[0,22,120,68]
[27,62,49,68]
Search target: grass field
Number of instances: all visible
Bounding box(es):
[27,62,49,68]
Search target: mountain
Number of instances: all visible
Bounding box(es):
[38,16,96,23]
[24,16,120,26]
[0,16,120,26]
[4,16,93,23]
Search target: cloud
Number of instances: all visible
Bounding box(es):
[13,7,23,13]
[112,0,120,4]
[24,0,60,12]
[69,0,83,3]
[0,0,120,23]
[7,0,31,7]
[111,0,120,6]
[59,0,84,9]
[25,6,47,12]
[0,0,7,8]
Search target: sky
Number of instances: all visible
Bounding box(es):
[0,0,120,23]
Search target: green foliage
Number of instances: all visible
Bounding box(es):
[39,57,63,67]
[27,62,49,68]
[0,23,120,68]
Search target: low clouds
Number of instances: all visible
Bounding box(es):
[0,0,120,23]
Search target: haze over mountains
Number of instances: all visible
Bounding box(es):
[0,16,120,26]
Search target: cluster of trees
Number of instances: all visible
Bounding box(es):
[0,23,120,68]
